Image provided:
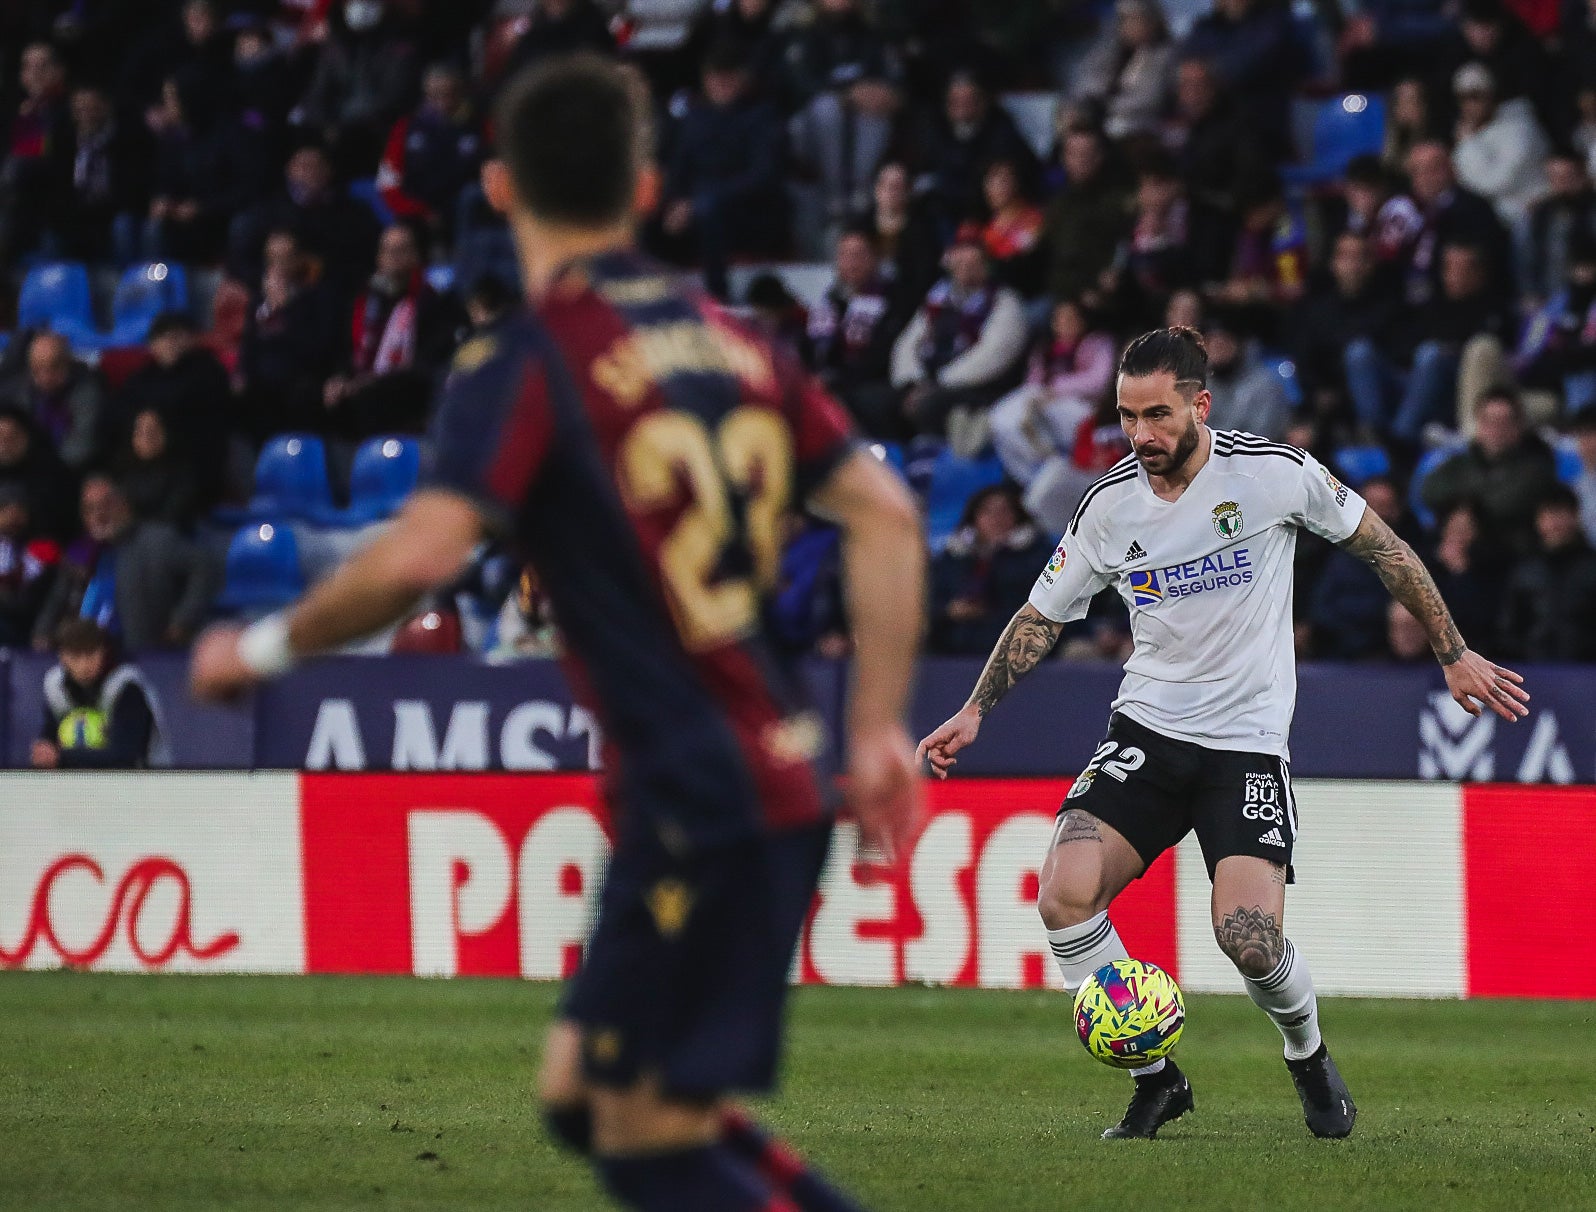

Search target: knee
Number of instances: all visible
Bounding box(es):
[1037,869,1109,931]
[1212,906,1284,980]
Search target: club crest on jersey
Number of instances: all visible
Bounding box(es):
[1212,500,1243,539]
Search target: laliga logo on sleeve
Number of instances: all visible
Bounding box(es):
[1212,500,1243,539]
[1041,540,1066,584]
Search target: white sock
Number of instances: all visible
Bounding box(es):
[1046,911,1128,993]
[1243,938,1322,1060]
[1047,913,1169,1079]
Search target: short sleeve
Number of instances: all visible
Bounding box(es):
[421,329,553,531]
[1290,452,1367,543]
[1028,527,1111,623]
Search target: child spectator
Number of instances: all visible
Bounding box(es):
[32,619,167,769]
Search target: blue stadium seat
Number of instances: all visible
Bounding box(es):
[347,178,395,227]
[1555,440,1583,485]
[105,262,190,346]
[1260,355,1305,408]
[243,433,335,521]
[925,449,1008,551]
[425,264,456,295]
[1409,442,1467,529]
[17,262,97,345]
[217,522,304,612]
[1282,94,1387,188]
[1333,444,1391,487]
[315,435,421,525]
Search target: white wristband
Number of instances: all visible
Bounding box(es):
[237,613,296,677]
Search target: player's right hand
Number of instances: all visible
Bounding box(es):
[916,704,981,780]
[846,721,922,864]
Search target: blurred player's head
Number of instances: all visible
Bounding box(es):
[1116,327,1212,477]
[486,54,655,287]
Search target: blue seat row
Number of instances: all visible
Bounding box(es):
[18,260,190,350]
[216,433,421,529]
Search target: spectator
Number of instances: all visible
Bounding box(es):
[1204,316,1294,439]
[786,0,903,225]
[0,42,71,262]
[113,408,200,528]
[1384,601,1431,662]
[1164,57,1267,215]
[1426,501,1502,649]
[859,160,943,302]
[1498,485,1596,660]
[1450,0,1555,119]
[1571,409,1596,543]
[59,84,148,265]
[111,313,233,505]
[294,0,422,171]
[1522,152,1596,305]
[806,227,908,439]
[0,332,105,472]
[1449,62,1549,229]
[1340,3,1453,92]
[323,221,460,437]
[229,143,382,297]
[1072,0,1176,143]
[1514,232,1596,419]
[682,0,786,103]
[1303,231,1406,433]
[1340,154,1423,264]
[742,273,809,359]
[768,517,847,659]
[239,230,347,440]
[1205,169,1308,335]
[891,224,1028,452]
[1421,387,1560,553]
[1100,153,1227,329]
[0,406,76,541]
[1381,77,1441,172]
[33,473,220,651]
[231,19,297,155]
[989,298,1117,501]
[1180,0,1304,148]
[1042,126,1130,304]
[376,62,485,242]
[979,158,1045,297]
[1310,476,1413,658]
[463,272,516,337]
[502,0,615,80]
[928,484,1052,656]
[0,485,59,647]
[913,68,1039,230]
[33,620,167,768]
[493,566,560,661]
[1402,139,1511,306]
[142,72,266,264]
[658,41,787,298]
[120,0,230,118]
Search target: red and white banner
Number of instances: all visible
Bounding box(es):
[1,774,1592,998]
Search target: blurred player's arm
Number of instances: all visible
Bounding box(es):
[807,448,926,855]
[191,491,482,699]
[1339,503,1529,721]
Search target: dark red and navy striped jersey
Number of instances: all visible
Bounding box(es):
[423,251,858,847]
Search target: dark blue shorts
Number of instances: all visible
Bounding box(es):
[561,819,832,1100]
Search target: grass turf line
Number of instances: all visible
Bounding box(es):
[0,973,1592,1211]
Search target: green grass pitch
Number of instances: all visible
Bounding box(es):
[2,973,1592,1211]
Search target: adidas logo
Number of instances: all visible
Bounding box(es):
[1259,827,1286,848]
[1125,541,1148,562]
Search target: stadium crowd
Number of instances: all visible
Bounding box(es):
[3,0,1596,667]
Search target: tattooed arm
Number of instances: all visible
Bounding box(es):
[915,602,1064,778]
[1338,505,1530,721]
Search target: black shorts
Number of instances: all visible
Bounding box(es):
[560,819,831,1100]
[1061,713,1298,881]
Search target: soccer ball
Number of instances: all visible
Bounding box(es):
[1074,958,1185,1068]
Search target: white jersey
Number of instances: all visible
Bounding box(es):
[1028,430,1367,757]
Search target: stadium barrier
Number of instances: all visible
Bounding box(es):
[5,651,1596,783]
[2,773,1591,999]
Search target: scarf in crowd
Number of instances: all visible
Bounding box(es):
[918,280,996,373]
[352,273,420,374]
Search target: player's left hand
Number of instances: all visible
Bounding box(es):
[189,625,260,704]
[1444,650,1529,722]
[845,721,923,865]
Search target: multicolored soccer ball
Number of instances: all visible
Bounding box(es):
[1074,958,1185,1068]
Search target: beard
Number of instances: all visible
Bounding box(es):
[1137,417,1202,477]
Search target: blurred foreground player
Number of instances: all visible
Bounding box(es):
[918,327,1529,1141]
[192,55,924,1212]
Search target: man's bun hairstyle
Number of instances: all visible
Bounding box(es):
[1119,325,1209,388]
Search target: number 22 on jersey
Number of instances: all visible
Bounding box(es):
[618,405,793,651]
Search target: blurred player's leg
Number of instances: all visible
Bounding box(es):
[538,1021,594,1153]
[1212,857,1355,1138]
[720,1108,867,1212]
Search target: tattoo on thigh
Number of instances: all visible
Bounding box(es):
[1216,905,1284,973]
[1053,810,1103,847]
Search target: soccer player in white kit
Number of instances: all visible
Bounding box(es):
[918,327,1530,1140]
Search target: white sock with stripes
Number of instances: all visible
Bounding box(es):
[1243,938,1322,1060]
[1046,912,1166,1076]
